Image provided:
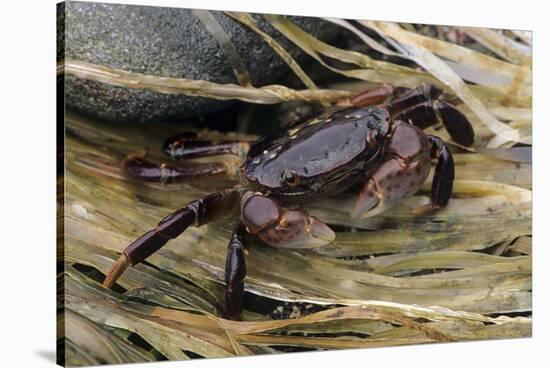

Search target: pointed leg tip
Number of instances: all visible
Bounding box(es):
[349,206,361,220]
[411,203,441,216]
[450,132,475,147]
[102,254,130,289]
[350,205,371,220]
[308,216,335,243]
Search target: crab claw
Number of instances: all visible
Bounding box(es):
[351,179,382,219]
[257,209,335,249]
[351,157,432,219]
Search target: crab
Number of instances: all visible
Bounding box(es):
[102,83,474,320]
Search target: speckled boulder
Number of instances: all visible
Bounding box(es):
[60,2,338,123]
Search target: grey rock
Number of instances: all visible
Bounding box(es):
[61,1,338,123]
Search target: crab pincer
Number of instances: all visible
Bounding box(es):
[241,193,335,248]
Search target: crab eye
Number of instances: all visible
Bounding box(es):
[281,170,301,187]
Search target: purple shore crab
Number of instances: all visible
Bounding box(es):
[102,84,474,320]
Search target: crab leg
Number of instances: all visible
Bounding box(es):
[394,101,474,147]
[163,132,251,160]
[337,83,395,107]
[427,135,455,208]
[240,192,335,248]
[386,84,474,146]
[343,84,475,147]
[385,83,443,115]
[102,190,241,288]
[224,222,247,320]
[122,151,240,184]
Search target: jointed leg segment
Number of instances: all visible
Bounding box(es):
[123,155,237,184]
[224,222,247,320]
[163,132,251,160]
[344,83,475,147]
[102,190,241,288]
[427,135,454,209]
[122,132,251,184]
